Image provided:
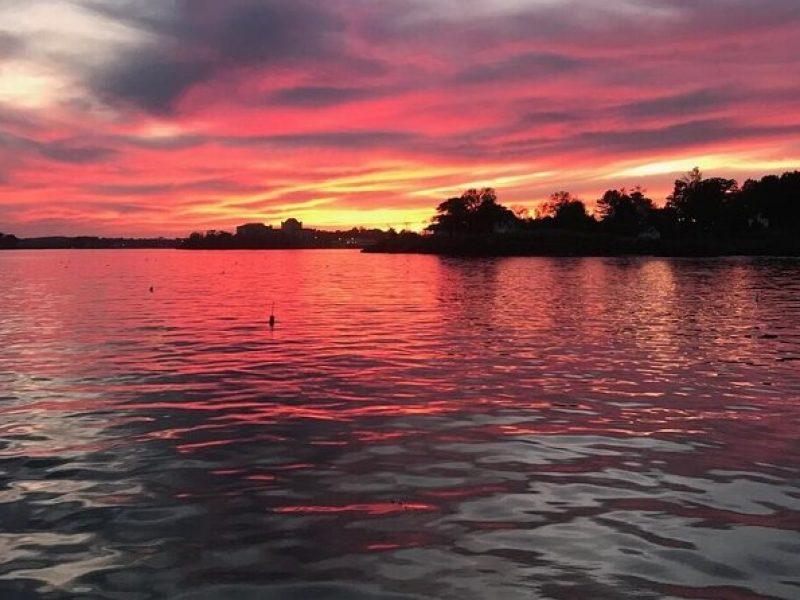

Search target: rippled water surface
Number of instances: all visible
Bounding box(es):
[1,250,799,599]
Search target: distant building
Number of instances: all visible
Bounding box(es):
[236,223,272,237]
[281,218,303,234]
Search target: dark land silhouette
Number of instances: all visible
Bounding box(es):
[366,169,800,256]
[0,229,390,251]
[3,168,798,256]
[0,233,19,249]
[181,223,393,250]
[0,235,181,250]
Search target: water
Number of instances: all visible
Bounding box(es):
[1,250,799,600]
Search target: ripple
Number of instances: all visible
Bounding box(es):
[1,251,799,599]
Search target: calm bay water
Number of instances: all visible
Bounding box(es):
[1,250,799,599]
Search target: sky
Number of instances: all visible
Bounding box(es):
[1,0,799,237]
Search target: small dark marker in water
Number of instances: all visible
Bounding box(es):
[269,302,276,328]
[149,286,154,293]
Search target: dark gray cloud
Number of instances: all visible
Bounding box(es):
[190,1,343,64]
[454,52,588,84]
[634,0,800,33]
[37,140,117,163]
[85,0,379,113]
[619,88,740,119]
[0,106,42,133]
[96,51,214,114]
[0,132,116,164]
[0,31,22,59]
[267,86,378,107]
[497,119,800,159]
[576,120,800,154]
[379,0,800,47]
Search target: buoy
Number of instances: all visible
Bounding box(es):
[149,286,154,293]
[269,302,276,328]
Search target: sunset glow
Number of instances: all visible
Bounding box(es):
[1,0,799,236]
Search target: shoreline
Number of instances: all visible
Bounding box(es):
[3,230,799,258]
[3,246,799,258]
[361,231,800,258]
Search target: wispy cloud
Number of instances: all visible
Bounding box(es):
[0,0,798,235]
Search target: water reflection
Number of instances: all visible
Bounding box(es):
[0,251,799,599]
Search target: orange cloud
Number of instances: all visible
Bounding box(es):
[0,1,798,236]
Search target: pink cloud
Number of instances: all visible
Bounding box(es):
[0,0,798,236]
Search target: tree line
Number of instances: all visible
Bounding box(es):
[427,168,800,240]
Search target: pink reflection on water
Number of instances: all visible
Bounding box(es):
[274,502,438,516]
[2,251,800,598]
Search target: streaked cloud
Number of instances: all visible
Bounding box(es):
[0,0,798,235]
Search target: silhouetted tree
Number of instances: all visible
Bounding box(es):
[539,191,595,230]
[427,188,517,235]
[738,171,800,231]
[538,191,571,219]
[429,196,470,235]
[597,187,655,235]
[666,168,738,233]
